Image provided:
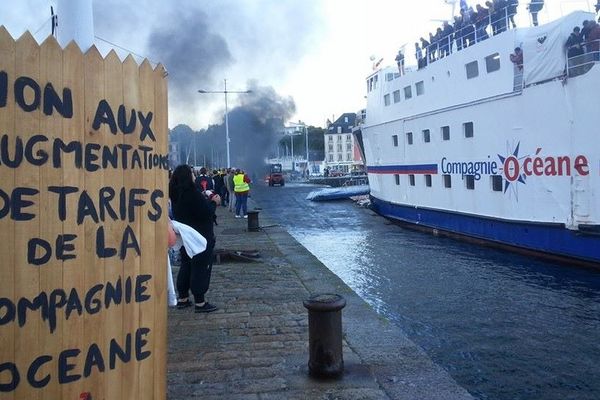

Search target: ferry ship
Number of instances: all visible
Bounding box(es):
[360,8,600,266]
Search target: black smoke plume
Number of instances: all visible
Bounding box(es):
[227,83,296,172]
[147,9,232,111]
[205,82,295,172]
[170,82,295,175]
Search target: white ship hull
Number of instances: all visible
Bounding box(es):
[361,11,600,265]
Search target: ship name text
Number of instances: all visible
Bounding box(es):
[440,157,498,180]
[502,148,589,182]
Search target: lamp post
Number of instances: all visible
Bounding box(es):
[304,124,309,174]
[198,79,251,168]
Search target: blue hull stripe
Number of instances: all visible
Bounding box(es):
[368,164,438,174]
[370,196,600,264]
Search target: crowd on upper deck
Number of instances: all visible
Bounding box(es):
[396,0,547,72]
[565,16,600,75]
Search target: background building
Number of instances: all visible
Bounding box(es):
[323,113,363,173]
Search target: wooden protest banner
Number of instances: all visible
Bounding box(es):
[0,29,169,400]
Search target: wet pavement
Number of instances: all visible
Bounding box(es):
[167,195,473,399]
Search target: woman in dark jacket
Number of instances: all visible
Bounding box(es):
[169,165,221,313]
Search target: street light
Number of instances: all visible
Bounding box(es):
[304,124,309,175]
[198,79,252,168]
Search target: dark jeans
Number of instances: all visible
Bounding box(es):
[222,188,229,206]
[235,192,248,216]
[177,241,215,304]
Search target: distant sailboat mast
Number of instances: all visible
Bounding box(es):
[56,0,94,51]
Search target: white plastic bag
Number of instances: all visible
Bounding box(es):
[167,255,177,307]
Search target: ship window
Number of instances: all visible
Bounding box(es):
[425,174,432,187]
[441,126,450,140]
[463,122,474,138]
[409,174,415,186]
[395,174,400,185]
[416,81,425,96]
[393,90,401,103]
[422,129,431,143]
[485,53,501,73]
[465,61,479,79]
[406,132,413,145]
[404,86,412,99]
[465,175,475,190]
[384,94,391,106]
[392,134,398,147]
[491,175,503,191]
[443,174,452,188]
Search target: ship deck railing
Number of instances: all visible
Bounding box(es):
[414,7,518,71]
[513,67,524,92]
[567,40,600,78]
[407,6,598,79]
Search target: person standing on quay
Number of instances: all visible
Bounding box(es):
[226,168,236,212]
[234,168,251,218]
[169,164,220,313]
[213,169,226,207]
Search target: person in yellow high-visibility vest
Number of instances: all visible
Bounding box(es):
[233,168,251,218]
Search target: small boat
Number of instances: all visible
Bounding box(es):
[306,184,370,201]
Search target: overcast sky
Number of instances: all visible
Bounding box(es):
[0,0,592,130]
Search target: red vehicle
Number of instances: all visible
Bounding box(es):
[268,163,285,186]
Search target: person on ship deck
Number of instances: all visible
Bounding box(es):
[528,0,544,26]
[587,20,600,60]
[510,47,523,70]
[508,0,519,28]
[566,26,584,76]
[475,4,490,42]
[395,49,405,74]
[415,42,424,69]
[421,0,522,65]
[441,21,454,57]
[420,37,430,66]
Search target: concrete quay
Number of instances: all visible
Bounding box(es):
[167,201,474,400]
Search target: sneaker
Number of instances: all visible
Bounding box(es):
[176,299,192,309]
[235,215,241,218]
[194,302,218,313]
[243,215,248,219]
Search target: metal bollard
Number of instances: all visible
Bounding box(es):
[303,293,346,378]
[246,210,260,232]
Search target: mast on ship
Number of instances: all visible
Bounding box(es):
[55,0,94,51]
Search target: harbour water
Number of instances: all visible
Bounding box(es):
[251,183,600,400]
